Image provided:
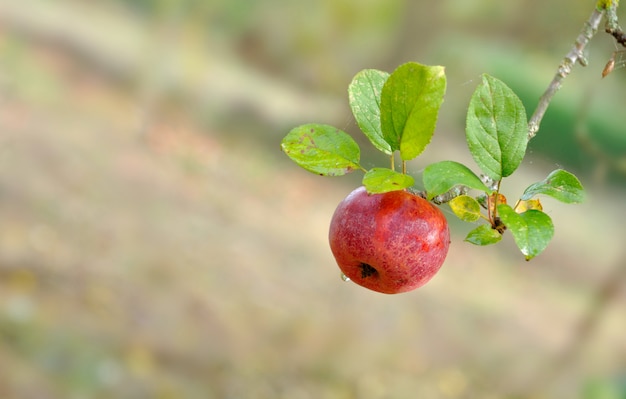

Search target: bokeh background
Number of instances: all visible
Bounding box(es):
[0,0,625,398]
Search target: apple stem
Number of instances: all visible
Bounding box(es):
[390,153,395,171]
[490,180,503,225]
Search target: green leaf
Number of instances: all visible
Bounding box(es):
[348,69,392,154]
[362,168,415,194]
[380,62,446,161]
[521,169,585,204]
[423,161,491,200]
[449,195,482,222]
[465,224,502,245]
[497,204,554,261]
[466,74,528,181]
[281,124,362,176]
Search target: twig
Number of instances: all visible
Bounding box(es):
[604,0,626,46]
[527,8,605,139]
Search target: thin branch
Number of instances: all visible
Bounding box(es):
[527,8,604,139]
[604,0,626,46]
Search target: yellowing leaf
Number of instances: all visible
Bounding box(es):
[516,199,543,212]
[449,195,482,222]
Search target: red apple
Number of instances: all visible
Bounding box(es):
[329,186,450,294]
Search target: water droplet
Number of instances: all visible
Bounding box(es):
[340,273,351,282]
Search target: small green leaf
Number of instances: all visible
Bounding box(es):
[465,224,502,245]
[281,124,362,176]
[466,74,528,181]
[449,195,482,222]
[362,168,415,194]
[521,169,585,204]
[497,204,554,261]
[380,62,446,161]
[349,69,392,154]
[423,161,491,200]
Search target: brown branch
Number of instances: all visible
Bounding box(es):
[604,1,626,47]
[527,9,604,139]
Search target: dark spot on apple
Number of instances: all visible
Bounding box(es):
[359,263,378,279]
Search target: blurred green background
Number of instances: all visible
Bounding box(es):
[0,0,625,398]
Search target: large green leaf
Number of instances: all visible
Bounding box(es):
[348,69,392,154]
[280,124,362,176]
[423,160,491,200]
[465,224,502,245]
[466,74,528,181]
[497,204,554,261]
[362,168,415,194]
[521,169,585,204]
[380,62,446,161]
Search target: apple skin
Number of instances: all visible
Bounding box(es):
[329,186,450,294]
